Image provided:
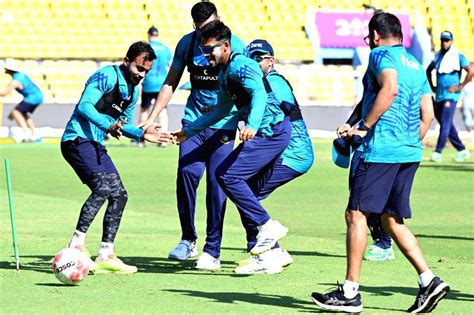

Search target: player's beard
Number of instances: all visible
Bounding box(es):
[369,39,377,50]
[130,74,142,85]
[204,52,216,66]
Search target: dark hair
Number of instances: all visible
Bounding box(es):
[368,12,403,40]
[147,26,159,36]
[191,1,217,23]
[200,20,231,42]
[126,41,157,61]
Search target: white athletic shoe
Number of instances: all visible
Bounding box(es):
[271,248,294,267]
[239,248,293,268]
[193,252,221,271]
[235,251,284,275]
[168,240,198,260]
[250,219,288,255]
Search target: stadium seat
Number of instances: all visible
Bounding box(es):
[0,0,471,105]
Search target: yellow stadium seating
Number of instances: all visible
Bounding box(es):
[0,0,472,105]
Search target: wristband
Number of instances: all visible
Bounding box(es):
[358,121,371,131]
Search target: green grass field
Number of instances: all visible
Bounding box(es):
[0,139,473,314]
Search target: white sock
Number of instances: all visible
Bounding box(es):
[419,269,435,288]
[69,230,86,248]
[98,242,114,260]
[343,280,359,299]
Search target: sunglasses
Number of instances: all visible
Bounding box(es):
[253,55,272,63]
[363,35,370,46]
[199,39,227,55]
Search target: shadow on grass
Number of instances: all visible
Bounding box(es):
[0,255,53,275]
[0,247,345,276]
[125,256,252,277]
[35,283,74,287]
[0,255,249,277]
[220,247,345,258]
[319,282,474,303]
[415,234,474,241]
[419,163,474,172]
[362,285,474,303]
[163,289,317,312]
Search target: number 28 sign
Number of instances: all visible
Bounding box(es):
[315,11,411,48]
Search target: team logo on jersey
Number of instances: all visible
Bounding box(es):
[220,135,230,144]
[111,100,125,113]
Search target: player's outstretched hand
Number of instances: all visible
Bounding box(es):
[171,129,187,144]
[336,123,352,138]
[348,127,368,138]
[109,118,127,139]
[447,84,462,93]
[137,119,155,130]
[143,125,173,144]
[239,127,256,141]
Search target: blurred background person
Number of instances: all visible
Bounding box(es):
[138,25,172,147]
[0,58,43,142]
[426,31,473,162]
[460,75,474,132]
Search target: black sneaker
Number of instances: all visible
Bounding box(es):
[311,285,363,313]
[407,277,450,313]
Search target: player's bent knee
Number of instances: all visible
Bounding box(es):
[345,209,368,224]
[94,184,112,199]
[116,190,128,205]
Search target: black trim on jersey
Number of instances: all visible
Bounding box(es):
[224,52,253,109]
[186,31,220,90]
[268,71,303,121]
[94,65,134,120]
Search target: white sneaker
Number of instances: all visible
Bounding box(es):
[430,152,442,162]
[250,219,288,255]
[29,135,43,143]
[168,240,198,260]
[193,252,221,271]
[239,248,293,267]
[235,252,284,275]
[271,248,294,267]
[454,149,471,162]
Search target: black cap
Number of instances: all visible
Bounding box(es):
[148,26,158,36]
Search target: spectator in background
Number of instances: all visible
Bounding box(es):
[426,31,474,162]
[0,58,43,142]
[138,26,172,147]
[460,76,474,132]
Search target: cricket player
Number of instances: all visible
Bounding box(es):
[139,2,245,270]
[234,39,314,274]
[311,13,448,313]
[173,21,291,264]
[61,41,171,274]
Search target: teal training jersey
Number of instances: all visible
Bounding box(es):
[62,65,143,144]
[183,52,285,138]
[142,40,172,93]
[267,71,314,173]
[431,51,470,102]
[12,72,43,105]
[171,32,245,130]
[361,45,432,163]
